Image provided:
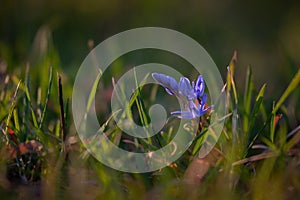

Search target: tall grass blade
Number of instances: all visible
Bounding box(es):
[243,66,253,133]
[24,86,39,128]
[270,102,276,142]
[226,51,237,110]
[249,84,266,131]
[39,66,53,128]
[13,108,20,132]
[273,69,300,114]
[4,80,21,145]
[86,69,102,113]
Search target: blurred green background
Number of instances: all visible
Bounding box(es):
[1,0,299,97]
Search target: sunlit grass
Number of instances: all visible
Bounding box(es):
[0,49,299,199]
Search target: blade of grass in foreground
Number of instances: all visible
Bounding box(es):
[39,66,53,129]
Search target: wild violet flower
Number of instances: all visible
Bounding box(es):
[152,73,213,119]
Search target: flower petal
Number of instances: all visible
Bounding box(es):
[197,105,213,116]
[200,94,207,108]
[165,88,175,95]
[152,73,178,95]
[178,77,194,99]
[194,75,205,98]
[171,110,196,119]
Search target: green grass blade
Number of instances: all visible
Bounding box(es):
[243,66,253,133]
[39,66,53,129]
[192,128,208,155]
[133,69,153,144]
[226,51,237,109]
[116,73,148,123]
[252,156,278,199]
[24,86,39,128]
[249,70,300,149]
[4,80,21,145]
[134,83,147,127]
[21,65,30,140]
[227,65,239,143]
[192,113,232,155]
[273,69,300,114]
[259,103,268,122]
[99,109,122,133]
[13,108,20,132]
[228,66,238,105]
[112,130,122,146]
[249,84,266,131]
[270,102,276,142]
[284,126,300,151]
[86,69,102,113]
[55,119,61,138]
[261,136,277,151]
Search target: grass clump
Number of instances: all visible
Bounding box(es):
[0,50,299,199]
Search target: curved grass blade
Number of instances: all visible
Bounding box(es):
[86,69,102,113]
[273,69,300,114]
[284,126,300,151]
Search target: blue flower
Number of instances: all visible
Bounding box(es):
[171,94,212,119]
[152,73,212,119]
[178,77,195,100]
[152,73,178,95]
[193,75,205,99]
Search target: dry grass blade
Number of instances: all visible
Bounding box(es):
[58,74,67,142]
[284,126,300,151]
[232,151,279,166]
